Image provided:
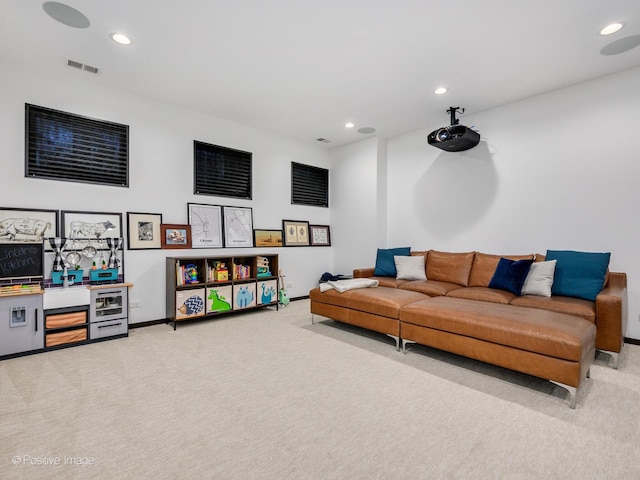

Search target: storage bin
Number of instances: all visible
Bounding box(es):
[46,328,87,347]
[51,270,83,285]
[89,269,118,283]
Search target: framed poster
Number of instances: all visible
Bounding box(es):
[61,210,123,241]
[309,225,331,246]
[282,220,310,246]
[188,203,223,248]
[0,207,58,243]
[161,224,192,249]
[253,229,283,247]
[127,212,163,250]
[223,206,253,248]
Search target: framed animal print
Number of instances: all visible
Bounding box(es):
[61,210,123,241]
[0,207,58,244]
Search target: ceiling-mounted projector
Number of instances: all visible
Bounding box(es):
[427,107,480,152]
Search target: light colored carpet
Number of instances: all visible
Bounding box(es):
[1,299,639,479]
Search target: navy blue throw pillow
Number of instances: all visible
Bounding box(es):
[488,258,534,296]
[373,247,411,277]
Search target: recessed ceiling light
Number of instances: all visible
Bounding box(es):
[434,87,448,95]
[600,23,624,35]
[110,32,132,45]
[345,122,355,128]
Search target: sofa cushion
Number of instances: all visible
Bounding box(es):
[521,260,556,297]
[374,247,411,277]
[469,253,535,287]
[447,286,515,304]
[399,280,461,296]
[309,286,426,319]
[394,255,427,281]
[400,297,596,362]
[510,295,596,323]
[370,276,410,288]
[488,258,534,295]
[546,250,610,301]
[426,250,475,287]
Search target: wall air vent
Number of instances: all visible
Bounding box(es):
[67,59,100,74]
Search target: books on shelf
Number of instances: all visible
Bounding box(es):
[232,263,251,280]
[176,261,185,286]
[175,261,199,286]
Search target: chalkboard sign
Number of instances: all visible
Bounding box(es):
[0,243,44,279]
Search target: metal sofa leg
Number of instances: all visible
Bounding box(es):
[386,334,400,351]
[550,380,578,409]
[401,339,416,354]
[598,349,620,369]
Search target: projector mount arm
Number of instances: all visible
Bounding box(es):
[447,107,464,126]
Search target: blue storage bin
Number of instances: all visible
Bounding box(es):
[51,270,84,285]
[89,268,118,282]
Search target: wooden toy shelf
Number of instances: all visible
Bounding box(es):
[165,254,279,330]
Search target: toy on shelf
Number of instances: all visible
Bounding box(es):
[213,262,228,281]
[184,264,199,284]
[256,256,271,277]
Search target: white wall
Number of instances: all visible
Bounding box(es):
[333,65,640,340]
[0,57,332,323]
[329,137,380,274]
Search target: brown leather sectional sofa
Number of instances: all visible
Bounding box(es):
[309,250,627,408]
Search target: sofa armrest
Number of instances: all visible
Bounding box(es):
[354,267,375,278]
[595,272,627,353]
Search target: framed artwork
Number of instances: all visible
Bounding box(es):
[127,212,163,250]
[61,210,123,248]
[188,203,223,248]
[309,225,331,246]
[161,224,192,249]
[0,207,58,244]
[253,229,283,247]
[222,206,253,248]
[282,220,310,246]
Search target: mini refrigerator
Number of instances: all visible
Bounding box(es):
[0,293,44,357]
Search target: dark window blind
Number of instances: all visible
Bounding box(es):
[25,104,129,187]
[291,162,329,207]
[194,141,252,199]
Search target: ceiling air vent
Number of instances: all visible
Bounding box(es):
[67,59,100,74]
[83,64,99,74]
[67,59,83,69]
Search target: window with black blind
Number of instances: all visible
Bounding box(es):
[25,104,129,187]
[291,162,329,207]
[194,141,252,199]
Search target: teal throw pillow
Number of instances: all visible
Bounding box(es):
[374,247,411,277]
[488,258,534,295]
[545,250,610,301]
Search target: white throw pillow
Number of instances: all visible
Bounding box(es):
[394,255,426,281]
[521,260,557,297]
